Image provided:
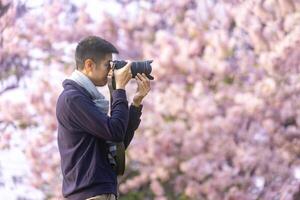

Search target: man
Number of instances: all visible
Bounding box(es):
[56,36,151,200]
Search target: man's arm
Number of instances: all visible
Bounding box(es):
[107,72,150,147]
[67,89,129,142]
[108,89,143,149]
[123,73,151,148]
[123,104,143,149]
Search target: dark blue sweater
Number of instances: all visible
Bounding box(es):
[56,79,142,200]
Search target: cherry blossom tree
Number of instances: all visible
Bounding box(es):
[0,0,300,199]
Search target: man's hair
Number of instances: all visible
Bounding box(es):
[75,36,119,70]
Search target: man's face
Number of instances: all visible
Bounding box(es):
[83,54,112,87]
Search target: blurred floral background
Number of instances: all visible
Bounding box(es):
[1,0,300,199]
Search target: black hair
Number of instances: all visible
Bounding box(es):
[75,36,119,70]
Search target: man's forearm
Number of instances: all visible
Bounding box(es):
[123,104,143,149]
[109,87,143,148]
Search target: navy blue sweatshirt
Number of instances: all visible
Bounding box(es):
[56,79,142,200]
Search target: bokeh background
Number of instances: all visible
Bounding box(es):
[1,0,300,199]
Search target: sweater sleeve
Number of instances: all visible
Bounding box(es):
[124,104,143,149]
[67,89,129,142]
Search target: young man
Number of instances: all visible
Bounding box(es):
[56,36,151,200]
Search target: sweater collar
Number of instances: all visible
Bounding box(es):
[62,79,93,99]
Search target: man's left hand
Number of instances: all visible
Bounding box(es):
[133,73,151,107]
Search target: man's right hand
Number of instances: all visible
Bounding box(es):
[114,61,132,90]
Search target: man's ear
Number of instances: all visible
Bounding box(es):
[84,59,94,72]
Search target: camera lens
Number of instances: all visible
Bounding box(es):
[113,60,154,80]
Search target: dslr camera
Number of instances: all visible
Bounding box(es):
[111,60,154,89]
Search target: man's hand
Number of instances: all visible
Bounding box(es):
[133,73,151,107]
[114,61,132,90]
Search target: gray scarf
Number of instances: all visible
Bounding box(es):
[68,70,110,113]
[67,69,117,166]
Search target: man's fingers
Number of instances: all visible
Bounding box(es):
[136,74,144,82]
[135,76,143,84]
[141,73,150,84]
[137,73,149,84]
[139,73,150,88]
[137,74,148,87]
[137,73,145,80]
[136,77,148,91]
[136,74,150,90]
[143,76,150,88]
[142,73,149,80]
